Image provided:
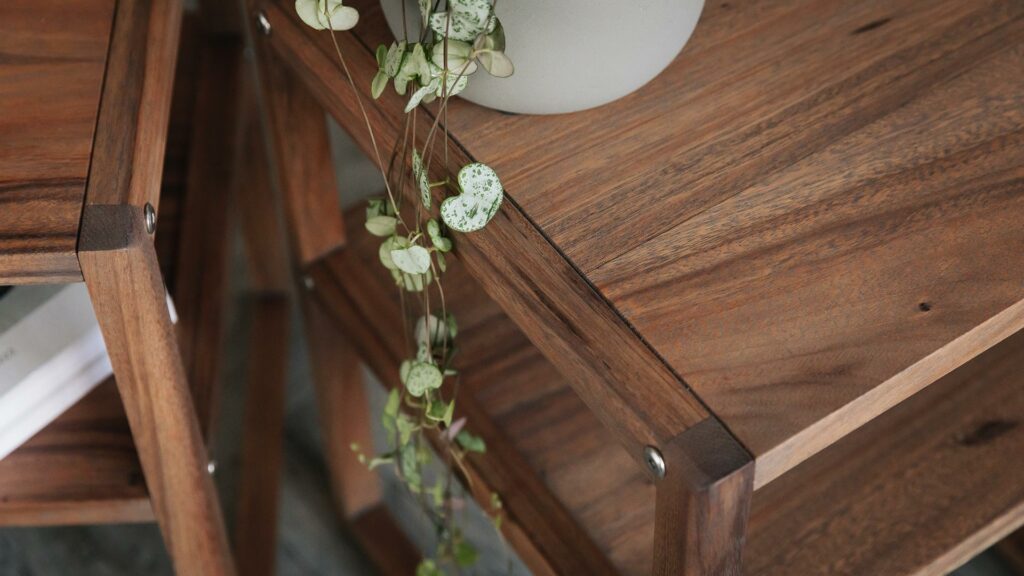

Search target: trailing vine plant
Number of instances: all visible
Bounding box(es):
[294,0,514,573]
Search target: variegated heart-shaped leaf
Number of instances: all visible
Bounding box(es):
[429,0,495,42]
[391,244,432,274]
[402,361,443,397]
[412,150,431,208]
[295,0,359,31]
[440,163,503,232]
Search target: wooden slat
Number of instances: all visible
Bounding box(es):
[83,0,182,212]
[250,0,714,475]
[235,295,289,576]
[174,37,244,442]
[744,328,1024,576]
[0,380,153,526]
[0,0,116,283]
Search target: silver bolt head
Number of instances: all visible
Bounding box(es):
[144,203,157,234]
[256,11,272,35]
[206,460,217,475]
[644,445,666,479]
[303,276,315,290]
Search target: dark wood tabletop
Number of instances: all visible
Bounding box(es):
[256,0,1024,489]
[0,0,117,283]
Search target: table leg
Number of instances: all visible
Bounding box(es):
[80,206,235,576]
[653,418,754,576]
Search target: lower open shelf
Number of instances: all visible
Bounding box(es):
[311,206,1024,576]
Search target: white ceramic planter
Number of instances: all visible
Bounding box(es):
[380,0,704,115]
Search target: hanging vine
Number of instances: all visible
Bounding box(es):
[294,0,514,573]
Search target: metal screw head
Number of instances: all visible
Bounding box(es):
[302,276,315,290]
[206,460,217,475]
[143,203,157,234]
[256,11,272,35]
[644,445,666,479]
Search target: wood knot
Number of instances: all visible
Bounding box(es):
[852,17,891,35]
[955,419,1018,446]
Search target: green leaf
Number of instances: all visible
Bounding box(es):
[456,430,486,453]
[366,197,387,218]
[396,413,417,445]
[412,150,431,208]
[379,236,408,270]
[402,361,443,397]
[295,0,359,31]
[371,70,388,99]
[364,215,396,236]
[477,49,514,78]
[384,41,406,77]
[401,443,421,488]
[431,39,477,75]
[415,314,448,348]
[436,251,447,272]
[445,313,458,339]
[381,388,401,433]
[375,44,387,68]
[428,0,495,42]
[405,79,438,112]
[426,398,454,425]
[426,219,452,252]
[454,540,478,567]
[415,559,442,576]
[367,456,393,470]
[440,162,504,232]
[390,244,431,274]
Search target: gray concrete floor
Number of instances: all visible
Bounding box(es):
[0,124,1017,576]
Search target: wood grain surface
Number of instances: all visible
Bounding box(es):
[251,0,713,474]
[303,207,1024,576]
[0,380,152,526]
[0,0,116,283]
[261,0,1024,488]
[745,328,1024,576]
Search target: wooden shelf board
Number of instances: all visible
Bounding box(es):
[313,206,1024,576]
[0,379,153,526]
[0,0,118,284]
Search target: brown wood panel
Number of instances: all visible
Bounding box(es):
[251,0,712,471]
[0,0,116,283]
[84,0,182,212]
[591,10,1024,485]
[305,207,1024,576]
[251,38,347,266]
[80,221,234,576]
[235,295,289,576]
[0,379,153,526]
[745,328,1024,576]
[174,37,244,442]
[280,0,1024,486]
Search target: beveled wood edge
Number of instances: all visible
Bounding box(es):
[80,0,182,214]
[246,0,720,477]
[247,18,348,267]
[754,298,1024,489]
[0,498,154,527]
[653,418,754,576]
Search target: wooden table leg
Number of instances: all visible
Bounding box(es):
[80,205,235,576]
[653,419,754,576]
[302,295,421,576]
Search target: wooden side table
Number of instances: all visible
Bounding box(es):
[243,0,1024,574]
[0,1,236,574]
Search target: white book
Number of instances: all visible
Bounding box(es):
[0,283,178,461]
[0,284,112,461]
